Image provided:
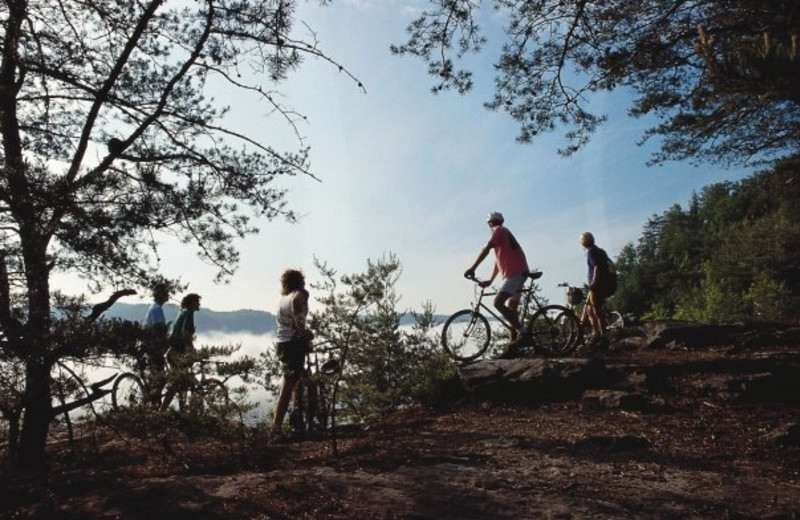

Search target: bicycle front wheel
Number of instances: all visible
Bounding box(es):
[529,305,581,357]
[441,310,492,362]
[112,373,146,410]
[304,379,328,434]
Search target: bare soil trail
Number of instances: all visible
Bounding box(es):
[2,322,799,519]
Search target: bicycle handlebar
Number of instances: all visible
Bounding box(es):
[309,341,338,353]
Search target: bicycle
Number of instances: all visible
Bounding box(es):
[557,282,625,349]
[440,271,581,362]
[112,353,230,413]
[288,343,340,438]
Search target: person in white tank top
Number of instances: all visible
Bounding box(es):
[272,268,313,436]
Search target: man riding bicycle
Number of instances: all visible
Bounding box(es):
[464,211,531,358]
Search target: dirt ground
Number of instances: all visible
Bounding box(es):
[2,325,800,519]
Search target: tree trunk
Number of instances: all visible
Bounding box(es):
[14,241,54,468]
[3,406,21,461]
[16,359,53,468]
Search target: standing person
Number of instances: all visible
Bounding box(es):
[162,293,201,409]
[272,269,313,439]
[143,283,170,405]
[579,232,612,348]
[464,211,530,358]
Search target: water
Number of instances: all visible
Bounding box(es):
[53,331,278,424]
[196,331,278,422]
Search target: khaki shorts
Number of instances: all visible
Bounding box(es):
[499,273,527,302]
[587,289,607,308]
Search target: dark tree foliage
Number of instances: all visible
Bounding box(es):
[0,0,358,467]
[613,156,800,322]
[392,0,800,166]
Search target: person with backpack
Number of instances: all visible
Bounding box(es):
[579,232,616,348]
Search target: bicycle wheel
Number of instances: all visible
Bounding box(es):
[441,310,492,362]
[304,379,330,434]
[528,305,580,357]
[195,379,229,412]
[606,310,625,330]
[112,373,146,410]
[557,309,587,352]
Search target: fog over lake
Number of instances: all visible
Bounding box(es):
[57,331,278,424]
[196,331,277,422]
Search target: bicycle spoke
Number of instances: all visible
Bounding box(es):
[441,310,492,362]
[529,305,580,357]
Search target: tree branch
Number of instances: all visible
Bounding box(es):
[85,289,137,323]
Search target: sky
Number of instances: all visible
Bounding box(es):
[56,0,754,317]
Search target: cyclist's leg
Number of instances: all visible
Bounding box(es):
[146,351,167,406]
[494,291,519,339]
[495,274,526,339]
[272,339,304,429]
[160,354,182,410]
[586,290,608,343]
[274,376,300,428]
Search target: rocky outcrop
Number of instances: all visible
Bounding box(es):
[458,358,627,403]
[458,322,800,410]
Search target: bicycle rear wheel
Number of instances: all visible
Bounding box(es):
[528,305,580,357]
[112,373,146,410]
[192,379,229,413]
[441,309,492,362]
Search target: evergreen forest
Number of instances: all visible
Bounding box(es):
[612,156,800,324]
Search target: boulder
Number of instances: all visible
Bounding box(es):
[457,358,626,404]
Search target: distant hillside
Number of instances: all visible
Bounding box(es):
[100,303,445,334]
[102,303,276,334]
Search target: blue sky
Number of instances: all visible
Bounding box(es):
[55,0,754,316]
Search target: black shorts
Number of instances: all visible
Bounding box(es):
[276,338,309,379]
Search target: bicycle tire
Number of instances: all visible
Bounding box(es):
[305,378,332,434]
[194,379,229,412]
[528,305,580,357]
[112,373,146,410]
[441,309,492,362]
[558,309,587,352]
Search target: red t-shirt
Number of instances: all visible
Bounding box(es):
[488,226,529,279]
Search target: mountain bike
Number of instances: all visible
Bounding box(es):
[440,272,580,362]
[112,354,229,413]
[557,282,624,349]
[289,343,340,438]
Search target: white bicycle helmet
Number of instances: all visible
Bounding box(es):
[487,211,504,224]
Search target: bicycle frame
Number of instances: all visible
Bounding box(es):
[558,282,624,336]
[442,272,579,362]
[291,343,339,436]
[466,275,543,330]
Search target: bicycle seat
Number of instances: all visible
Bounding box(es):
[526,271,543,280]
